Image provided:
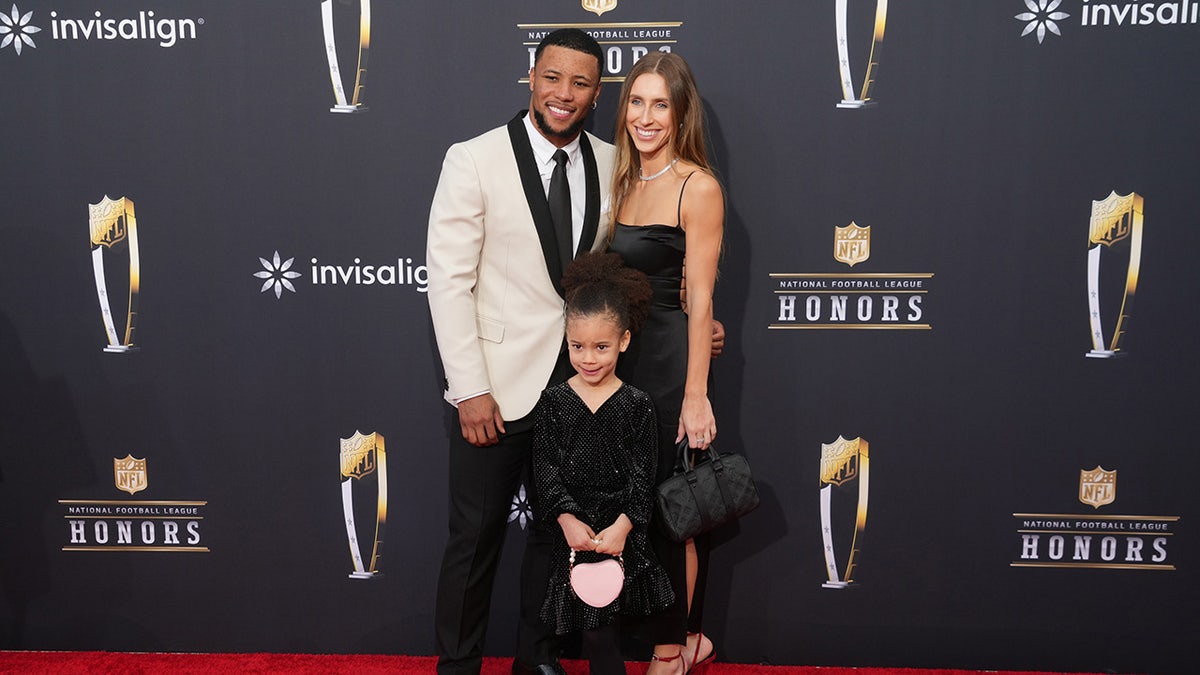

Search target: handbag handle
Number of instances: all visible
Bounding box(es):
[675,438,722,472]
[569,549,624,568]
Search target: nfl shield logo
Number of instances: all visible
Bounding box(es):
[820,436,862,487]
[114,455,147,495]
[1079,466,1117,509]
[89,196,131,249]
[340,431,380,480]
[1088,191,1139,248]
[834,223,871,267]
[581,0,618,16]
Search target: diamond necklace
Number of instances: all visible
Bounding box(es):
[639,157,678,181]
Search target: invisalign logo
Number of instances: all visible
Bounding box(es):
[48,9,204,48]
[1080,0,1200,26]
[253,251,429,300]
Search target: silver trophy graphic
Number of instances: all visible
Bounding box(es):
[322,0,370,113]
[835,0,887,108]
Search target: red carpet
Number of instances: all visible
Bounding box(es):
[0,651,1120,674]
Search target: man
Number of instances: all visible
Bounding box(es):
[426,29,611,675]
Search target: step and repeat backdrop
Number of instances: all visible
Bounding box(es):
[1,1,1196,672]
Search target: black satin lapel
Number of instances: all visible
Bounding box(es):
[577,133,600,256]
[506,112,565,296]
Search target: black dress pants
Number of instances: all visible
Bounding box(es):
[433,413,558,675]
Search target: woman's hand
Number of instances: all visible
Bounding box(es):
[594,515,632,556]
[557,513,597,551]
[677,393,717,449]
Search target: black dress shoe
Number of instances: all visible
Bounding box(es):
[511,660,567,675]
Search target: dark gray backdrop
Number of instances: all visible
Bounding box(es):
[2,2,1196,672]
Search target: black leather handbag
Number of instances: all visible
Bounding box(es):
[655,439,760,543]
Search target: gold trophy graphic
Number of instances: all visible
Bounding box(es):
[835,0,887,108]
[322,0,370,113]
[1086,191,1144,358]
[819,436,869,588]
[340,430,387,578]
[89,196,140,353]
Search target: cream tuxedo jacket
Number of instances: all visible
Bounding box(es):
[427,114,615,422]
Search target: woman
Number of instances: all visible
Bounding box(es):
[607,52,724,674]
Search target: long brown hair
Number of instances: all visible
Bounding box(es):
[610,52,715,229]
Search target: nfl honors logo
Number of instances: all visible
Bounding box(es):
[581,0,618,16]
[113,454,147,495]
[834,222,871,267]
[61,454,209,552]
[1012,465,1175,570]
[1079,466,1116,509]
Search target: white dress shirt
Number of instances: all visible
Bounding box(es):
[523,112,586,254]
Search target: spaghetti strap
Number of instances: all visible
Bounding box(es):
[677,171,697,227]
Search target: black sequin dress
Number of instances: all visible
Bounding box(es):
[533,382,675,635]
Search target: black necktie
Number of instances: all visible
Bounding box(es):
[549,149,572,265]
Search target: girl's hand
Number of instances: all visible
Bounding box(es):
[594,515,632,556]
[677,393,717,449]
[558,513,597,551]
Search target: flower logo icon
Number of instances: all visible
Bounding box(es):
[1016,0,1069,44]
[253,251,303,299]
[0,4,40,55]
[509,484,533,530]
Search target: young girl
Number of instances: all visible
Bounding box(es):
[533,252,675,674]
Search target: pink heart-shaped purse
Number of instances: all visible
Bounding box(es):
[568,550,624,608]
